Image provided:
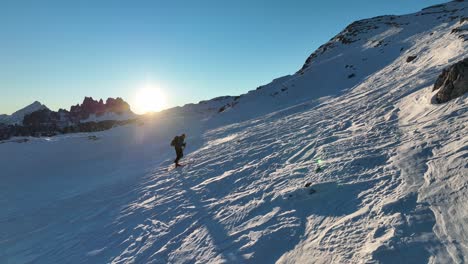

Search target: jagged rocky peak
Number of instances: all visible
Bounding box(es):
[105,97,131,113]
[70,96,132,118]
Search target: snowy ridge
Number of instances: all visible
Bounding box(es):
[164,96,236,117]
[213,0,467,124]
[0,1,467,263]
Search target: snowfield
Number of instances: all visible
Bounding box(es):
[1,1,467,263]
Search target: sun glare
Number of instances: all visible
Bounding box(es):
[133,86,168,114]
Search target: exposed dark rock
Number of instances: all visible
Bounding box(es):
[218,106,227,113]
[337,35,357,44]
[105,97,131,114]
[0,124,10,140]
[23,109,59,130]
[373,40,384,48]
[406,56,417,63]
[348,73,356,79]
[433,57,468,103]
[70,97,131,120]
[218,102,239,113]
[451,26,468,34]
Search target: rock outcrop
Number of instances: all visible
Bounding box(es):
[433,58,468,103]
[406,55,417,63]
[70,97,131,120]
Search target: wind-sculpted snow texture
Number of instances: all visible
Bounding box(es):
[1,1,467,263]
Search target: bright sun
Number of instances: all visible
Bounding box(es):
[133,86,168,114]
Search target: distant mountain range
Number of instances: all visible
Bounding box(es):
[0,97,136,139]
[0,97,135,125]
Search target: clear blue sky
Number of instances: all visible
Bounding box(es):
[0,0,447,114]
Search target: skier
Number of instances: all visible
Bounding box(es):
[170,133,186,167]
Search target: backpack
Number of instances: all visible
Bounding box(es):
[170,136,178,147]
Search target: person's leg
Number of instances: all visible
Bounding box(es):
[174,148,180,164]
[175,148,183,166]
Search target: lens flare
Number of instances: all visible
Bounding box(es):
[133,86,167,114]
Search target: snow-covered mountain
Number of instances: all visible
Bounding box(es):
[0,101,48,125]
[1,1,467,263]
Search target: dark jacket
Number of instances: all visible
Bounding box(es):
[171,136,186,149]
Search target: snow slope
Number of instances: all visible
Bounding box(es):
[0,101,48,125]
[1,1,467,263]
[80,111,137,123]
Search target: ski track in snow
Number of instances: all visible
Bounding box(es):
[1,2,468,263]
